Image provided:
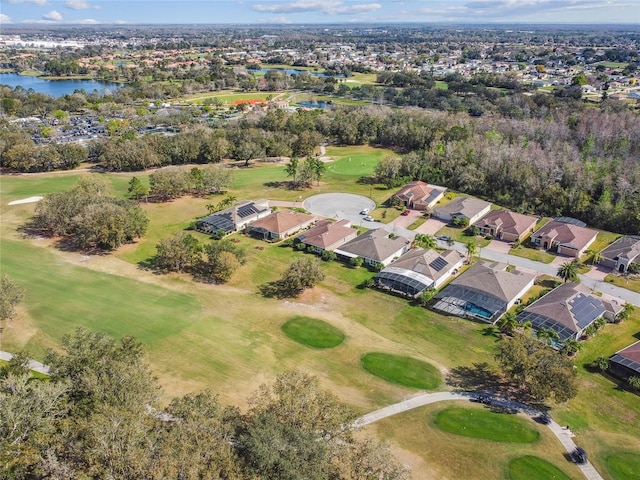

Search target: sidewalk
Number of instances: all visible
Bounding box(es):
[0,351,50,375]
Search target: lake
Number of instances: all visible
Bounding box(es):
[0,73,119,97]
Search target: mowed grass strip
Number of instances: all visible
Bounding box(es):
[508,455,572,480]
[360,352,441,389]
[606,453,640,480]
[435,407,540,443]
[281,316,345,349]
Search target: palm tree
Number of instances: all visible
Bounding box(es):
[465,240,478,260]
[497,312,518,336]
[557,260,579,283]
[536,327,559,346]
[562,338,582,357]
[414,233,437,250]
[518,320,533,334]
[590,250,603,266]
[617,302,635,323]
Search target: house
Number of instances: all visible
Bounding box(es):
[475,210,538,243]
[295,219,357,253]
[374,248,465,297]
[248,210,316,241]
[609,341,640,381]
[516,283,607,343]
[600,236,640,274]
[433,261,535,324]
[196,200,270,235]
[334,229,411,267]
[530,219,598,258]
[432,196,492,226]
[393,181,447,211]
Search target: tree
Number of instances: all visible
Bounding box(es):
[149,167,190,201]
[616,303,635,323]
[535,327,560,346]
[263,257,325,298]
[465,239,477,260]
[191,165,233,195]
[349,256,364,268]
[557,260,579,283]
[154,232,202,273]
[627,376,640,391]
[127,176,148,200]
[414,233,437,250]
[593,355,609,372]
[561,338,582,357]
[198,240,245,283]
[590,250,603,266]
[374,156,403,188]
[284,156,299,185]
[0,275,25,322]
[417,288,436,306]
[495,334,577,403]
[497,312,518,336]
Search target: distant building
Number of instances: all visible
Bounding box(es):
[393,181,447,211]
[475,210,538,243]
[249,210,316,241]
[334,229,411,267]
[196,200,270,235]
[530,219,598,258]
[609,341,640,381]
[295,219,357,253]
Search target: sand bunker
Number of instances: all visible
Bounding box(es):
[8,196,43,206]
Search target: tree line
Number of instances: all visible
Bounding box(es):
[1,329,408,480]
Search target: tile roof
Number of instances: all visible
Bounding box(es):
[532,221,598,251]
[446,261,536,302]
[614,341,640,364]
[476,209,538,237]
[250,210,315,234]
[394,181,446,206]
[384,248,465,285]
[600,235,640,262]
[296,219,355,249]
[336,229,411,263]
[434,196,492,219]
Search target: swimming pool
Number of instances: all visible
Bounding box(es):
[466,303,493,320]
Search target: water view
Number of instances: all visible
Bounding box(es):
[0,73,119,97]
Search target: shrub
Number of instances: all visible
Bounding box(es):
[321,250,337,262]
[350,257,363,268]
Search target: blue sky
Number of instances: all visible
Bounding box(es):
[0,0,638,25]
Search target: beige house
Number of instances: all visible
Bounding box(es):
[393,181,447,210]
[334,229,411,267]
[531,220,598,258]
[432,196,492,226]
[249,210,316,241]
[475,210,538,242]
[295,219,357,253]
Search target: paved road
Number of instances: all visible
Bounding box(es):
[355,391,604,480]
[0,350,50,374]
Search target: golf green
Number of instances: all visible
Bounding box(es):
[508,455,571,480]
[606,452,640,480]
[435,407,539,443]
[360,352,441,389]
[281,316,345,349]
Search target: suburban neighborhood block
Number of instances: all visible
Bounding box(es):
[432,261,535,323]
[374,248,465,297]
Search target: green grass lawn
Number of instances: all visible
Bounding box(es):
[605,452,640,480]
[360,352,441,389]
[603,274,640,294]
[281,316,345,349]
[434,224,491,247]
[509,245,556,263]
[508,456,572,480]
[435,407,540,443]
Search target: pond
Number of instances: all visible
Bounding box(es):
[0,72,119,97]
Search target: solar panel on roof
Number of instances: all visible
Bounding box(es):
[554,217,587,227]
[238,205,258,218]
[429,257,448,272]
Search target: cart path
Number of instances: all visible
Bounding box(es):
[354,390,604,480]
[0,350,50,375]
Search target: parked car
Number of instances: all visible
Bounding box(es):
[536,413,551,425]
[401,210,411,216]
[363,215,374,221]
[360,208,369,215]
[437,235,452,242]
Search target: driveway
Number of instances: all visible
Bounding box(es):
[485,239,511,254]
[583,265,610,281]
[414,218,448,235]
[390,209,421,229]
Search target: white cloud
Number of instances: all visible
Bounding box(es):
[259,15,293,23]
[0,14,12,23]
[76,18,100,24]
[253,0,381,15]
[64,0,91,10]
[411,0,637,21]
[7,0,49,5]
[42,10,63,21]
